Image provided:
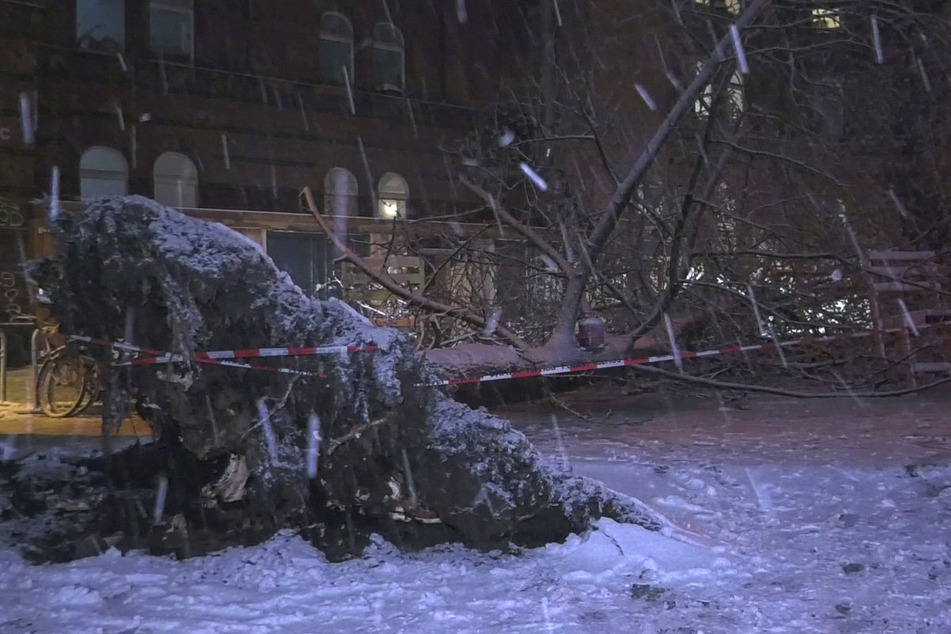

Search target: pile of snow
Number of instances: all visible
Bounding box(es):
[0,519,723,633]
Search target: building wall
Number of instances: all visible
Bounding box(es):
[28,0,519,213]
[0,0,529,318]
[0,1,41,324]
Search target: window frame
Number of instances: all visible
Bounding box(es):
[266,231,334,296]
[371,22,405,93]
[149,0,194,62]
[79,145,129,200]
[76,0,126,51]
[153,151,199,208]
[377,172,408,219]
[318,11,354,86]
[324,167,359,216]
[811,7,842,29]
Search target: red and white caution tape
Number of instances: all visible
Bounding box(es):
[422,330,881,387]
[193,357,326,378]
[72,320,946,387]
[127,344,378,366]
[70,336,374,377]
[68,335,166,357]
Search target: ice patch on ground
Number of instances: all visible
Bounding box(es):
[543,517,723,583]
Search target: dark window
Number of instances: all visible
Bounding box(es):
[80,146,129,199]
[150,0,193,60]
[267,232,333,296]
[319,12,353,85]
[372,22,404,93]
[76,0,125,51]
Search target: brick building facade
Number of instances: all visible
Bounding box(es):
[1,0,532,324]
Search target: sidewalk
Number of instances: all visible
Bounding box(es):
[0,367,152,460]
[0,367,36,412]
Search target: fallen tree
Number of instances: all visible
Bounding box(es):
[326,0,951,397]
[296,0,768,377]
[1,196,660,563]
[301,188,707,379]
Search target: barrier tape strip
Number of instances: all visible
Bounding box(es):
[71,320,947,386]
[69,336,375,360]
[66,336,361,378]
[196,357,326,378]
[420,329,894,387]
[68,335,166,357]
[127,344,379,366]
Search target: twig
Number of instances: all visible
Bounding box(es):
[459,175,574,275]
[326,417,390,455]
[300,187,529,350]
[544,389,596,424]
[627,363,951,398]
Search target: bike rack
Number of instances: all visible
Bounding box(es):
[0,328,7,403]
[29,327,41,410]
[0,323,43,410]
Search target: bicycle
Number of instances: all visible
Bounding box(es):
[36,341,101,418]
[10,313,102,418]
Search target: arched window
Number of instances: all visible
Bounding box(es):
[693,0,741,15]
[79,146,128,199]
[324,168,358,216]
[812,8,842,29]
[319,12,353,86]
[695,64,744,119]
[153,151,198,207]
[372,22,405,93]
[378,172,408,219]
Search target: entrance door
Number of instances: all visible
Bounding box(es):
[266,232,333,296]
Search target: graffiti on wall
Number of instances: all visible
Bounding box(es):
[0,196,27,321]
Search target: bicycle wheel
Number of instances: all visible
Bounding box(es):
[71,360,101,416]
[38,350,90,418]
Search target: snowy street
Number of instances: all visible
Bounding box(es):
[1,386,949,633]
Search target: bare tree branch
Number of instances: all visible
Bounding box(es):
[628,363,951,398]
[550,0,773,344]
[301,188,529,350]
[459,175,575,275]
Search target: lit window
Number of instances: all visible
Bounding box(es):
[79,146,128,199]
[153,151,198,207]
[372,22,405,93]
[378,172,408,219]
[812,8,841,29]
[76,0,125,50]
[324,168,358,216]
[693,0,741,15]
[319,12,353,86]
[150,0,193,60]
[695,64,744,118]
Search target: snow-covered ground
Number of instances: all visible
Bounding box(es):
[2,390,951,633]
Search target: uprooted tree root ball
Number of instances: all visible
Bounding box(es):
[7,196,660,562]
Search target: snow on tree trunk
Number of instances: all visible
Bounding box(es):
[18,196,660,561]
